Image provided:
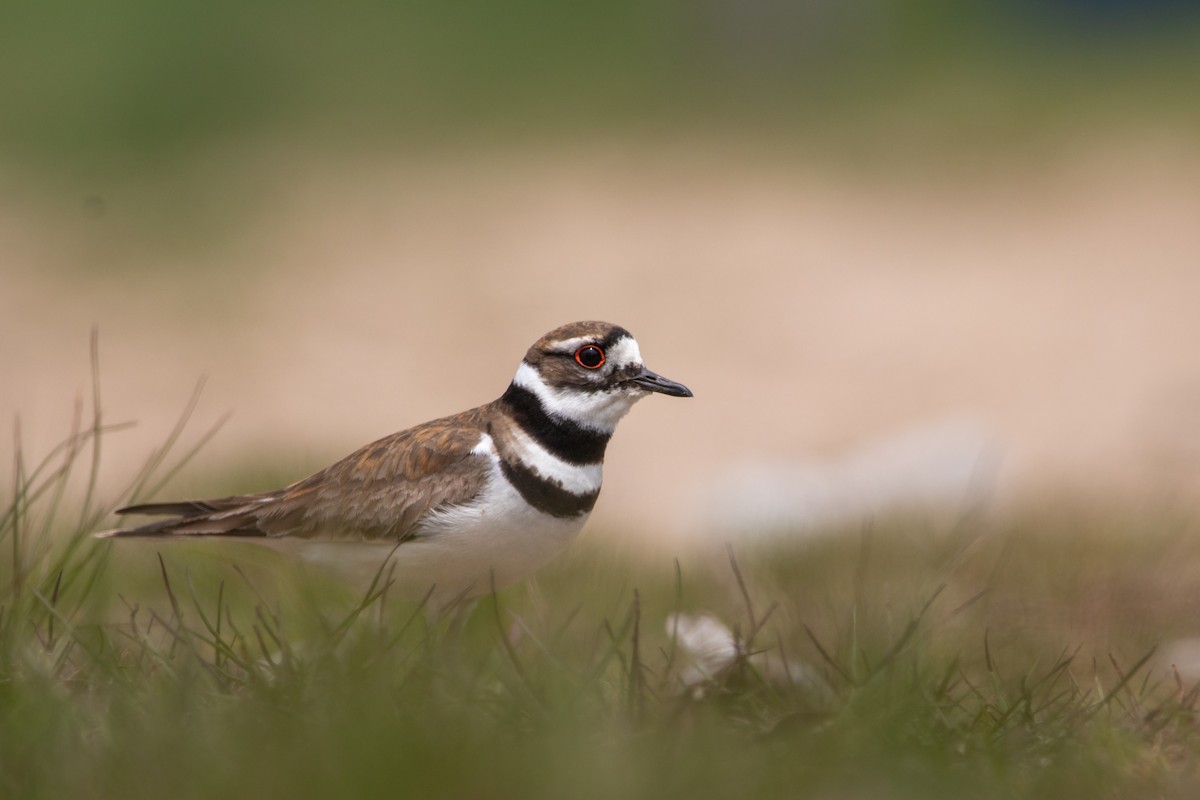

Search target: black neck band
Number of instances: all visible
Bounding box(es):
[499,383,610,465]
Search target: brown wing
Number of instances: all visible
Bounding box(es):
[105,408,493,543]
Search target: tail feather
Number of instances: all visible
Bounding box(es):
[117,491,277,519]
[116,500,222,517]
[98,493,278,539]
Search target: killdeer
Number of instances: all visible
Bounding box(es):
[100,321,692,611]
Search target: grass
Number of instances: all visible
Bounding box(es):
[5,364,1200,798]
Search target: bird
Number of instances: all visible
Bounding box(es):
[99,321,692,613]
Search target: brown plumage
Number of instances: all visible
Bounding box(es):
[107,406,494,542]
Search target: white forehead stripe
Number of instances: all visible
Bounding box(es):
[512,362,643,433]
[510,427,603,494]
[605,336,643,369]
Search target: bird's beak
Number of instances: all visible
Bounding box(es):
[630,367,693,398]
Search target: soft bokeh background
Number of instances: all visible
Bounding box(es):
[4,0,1200,540]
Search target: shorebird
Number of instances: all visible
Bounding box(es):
[100,321,692,612]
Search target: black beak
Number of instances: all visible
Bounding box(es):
[630,367,693,398]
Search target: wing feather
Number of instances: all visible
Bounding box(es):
[103,408,492,543]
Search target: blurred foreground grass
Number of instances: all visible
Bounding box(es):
[4,378,1200,799]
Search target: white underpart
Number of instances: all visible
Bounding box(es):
[284,433,588,613]
[509,426,603,494]
[469,433,498,457]
[512,360,645,433]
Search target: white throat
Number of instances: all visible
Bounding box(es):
[512,361,644,433]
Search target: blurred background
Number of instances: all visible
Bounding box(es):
[3,0,1199,542]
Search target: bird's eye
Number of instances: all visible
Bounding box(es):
[574,345,606,369]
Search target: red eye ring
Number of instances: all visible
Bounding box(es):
[574,345,606,369]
